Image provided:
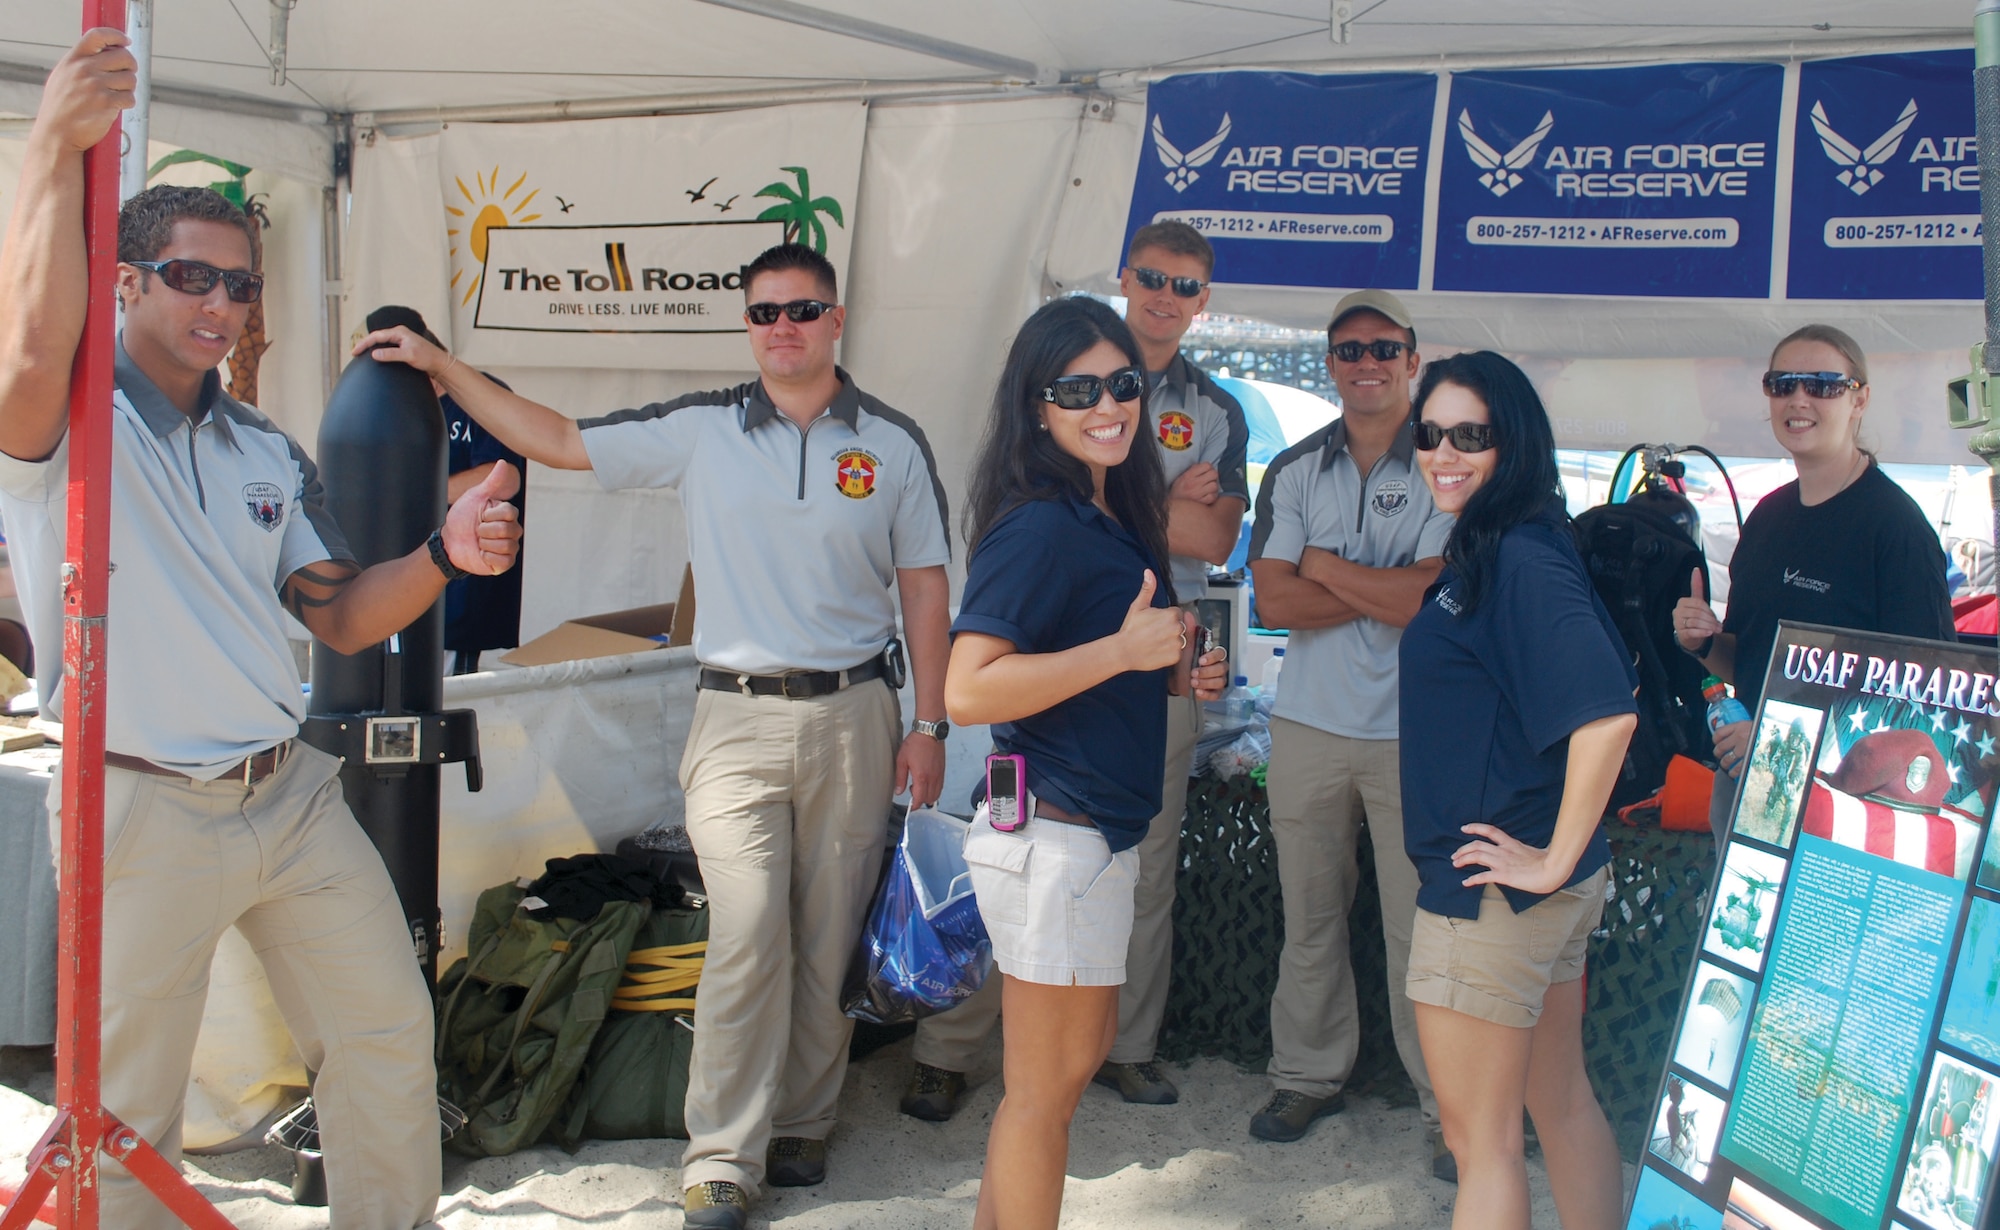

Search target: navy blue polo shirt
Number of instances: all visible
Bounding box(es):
[1398,506,1637,919]
[953,497,1173,854]
[442,384,526,653]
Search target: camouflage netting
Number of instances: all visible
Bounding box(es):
[1160,776,1715,1156]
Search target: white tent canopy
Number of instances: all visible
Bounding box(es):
[0,0,1986,640]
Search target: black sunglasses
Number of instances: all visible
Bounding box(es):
[127,258,264,304]
[1412,420,1496,453]
[1042,366,1146,410]
[745,298,836,326]
[1331,339,1410,363]
[1762,370,1862,399]
[1130,266,1207,298]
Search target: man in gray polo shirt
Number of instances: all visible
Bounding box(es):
[1246,289,1454,1178]
[901,220,1247,1118]
[361,242,950,1230]
[0,32,521,1229]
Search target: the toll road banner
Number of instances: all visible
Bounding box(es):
[437,103,864,370]
[1123,72,1438,292]
[1789,50,1980,302]
[1433,64,1785,298]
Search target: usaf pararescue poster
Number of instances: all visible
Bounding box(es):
[1627,623,2000,1230]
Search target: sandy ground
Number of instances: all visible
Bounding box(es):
[2,1036,1595,1228]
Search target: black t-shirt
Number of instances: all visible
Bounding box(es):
[951,498,1172,853]
[1723,465,1953,713]
[443,388,527,653]
[1399,506,1638,919]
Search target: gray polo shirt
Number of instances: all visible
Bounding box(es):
[578,370,949,674]
[1150,354,1249,600]
[1249,418,1452,740]
[0,341,352,776]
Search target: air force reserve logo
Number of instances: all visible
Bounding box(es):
[834,449,880,499]
[1372,477,1410,517]
[1809,98,1918,195]
[1152,113,1232,193]
[1158,410,1195,451]
[243,482,285,531]
[1458,109,1554,197]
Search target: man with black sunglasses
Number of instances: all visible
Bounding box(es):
[0,31,521,1230]
[900,220,1248,1119]
[1246,288,1454,1178]
[359,241,950,1230]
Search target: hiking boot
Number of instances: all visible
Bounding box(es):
[682,1181,749,1230]
[899,1062,967,1122]
[1430,1127,1458,1183]
[1092,1060,1180,1105]
[766,1135,826,1187]
[1248,1089,1346,1142]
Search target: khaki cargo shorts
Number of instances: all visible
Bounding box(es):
[1405,866,1609,1029]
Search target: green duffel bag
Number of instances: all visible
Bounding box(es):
[435,882,650,1157]
[557,897,709,1145]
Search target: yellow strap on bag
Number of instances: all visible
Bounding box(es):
[611,941,706,1012]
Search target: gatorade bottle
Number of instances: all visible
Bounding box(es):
[1701,675,1750,734]
[1259,647,1285,702]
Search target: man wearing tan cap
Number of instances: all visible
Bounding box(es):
[1245,289,1454,1179]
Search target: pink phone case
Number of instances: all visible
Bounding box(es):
[987,753,1028,832]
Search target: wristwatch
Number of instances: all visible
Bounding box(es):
[427,527,470,582]
[912,718,950,742]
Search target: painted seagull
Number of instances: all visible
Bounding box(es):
[685,176,718,203]
[715,194,739,212]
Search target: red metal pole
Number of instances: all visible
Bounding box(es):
[53,3,127,1227]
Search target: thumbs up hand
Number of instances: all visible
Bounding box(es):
[1673,566,1722,654]
[1118,570,1186,672]
[442,460,523,576]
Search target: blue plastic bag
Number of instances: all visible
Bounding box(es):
[841,808,992,1025]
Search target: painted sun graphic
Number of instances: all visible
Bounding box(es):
[446,167,543,307]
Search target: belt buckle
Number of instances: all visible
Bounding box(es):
[781,672,813,700]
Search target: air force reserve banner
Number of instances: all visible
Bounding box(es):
[1433,64,1785,298]
[438,103,865,370]
[1789,50,1980,302]
[1123,72,1439,292]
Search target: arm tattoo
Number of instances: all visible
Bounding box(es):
[283,561,360,621]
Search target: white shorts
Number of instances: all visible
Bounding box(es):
[962,803,1140,987]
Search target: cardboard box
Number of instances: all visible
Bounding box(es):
[501,566,695,667]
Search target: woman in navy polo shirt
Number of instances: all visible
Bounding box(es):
[1398,352,1636,1230]
[947,296,1227,1229]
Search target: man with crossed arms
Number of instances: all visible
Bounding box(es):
[1246,289,1453,1180]
[361,241,950,1230]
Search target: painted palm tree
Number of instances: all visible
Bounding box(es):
[150,150,272,405]
[755,166,844,254]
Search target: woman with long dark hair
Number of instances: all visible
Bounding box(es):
[948,296,1227,1229]
[1397,352,1635,1230]
[1673,325,1953,838]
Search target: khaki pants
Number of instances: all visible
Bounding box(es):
[49,743,439,1230]
[676,681,899,1195]
[1265,718,1436,1126]
[913,689,1200,1069]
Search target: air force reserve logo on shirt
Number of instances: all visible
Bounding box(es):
[243,482,285,531]
[1372,477,1410,517]
[834,449,880,499]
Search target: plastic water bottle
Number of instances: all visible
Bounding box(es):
[1701,675,1750,733]
[1224,675,1257,723]
[1259,648,1285,703]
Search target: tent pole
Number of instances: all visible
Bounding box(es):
[1975,0,2000,548]
[116,0,151,202]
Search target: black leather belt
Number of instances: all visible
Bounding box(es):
[106,741,293,786]
[1034,799,1096,828]
[698,652,890,699]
